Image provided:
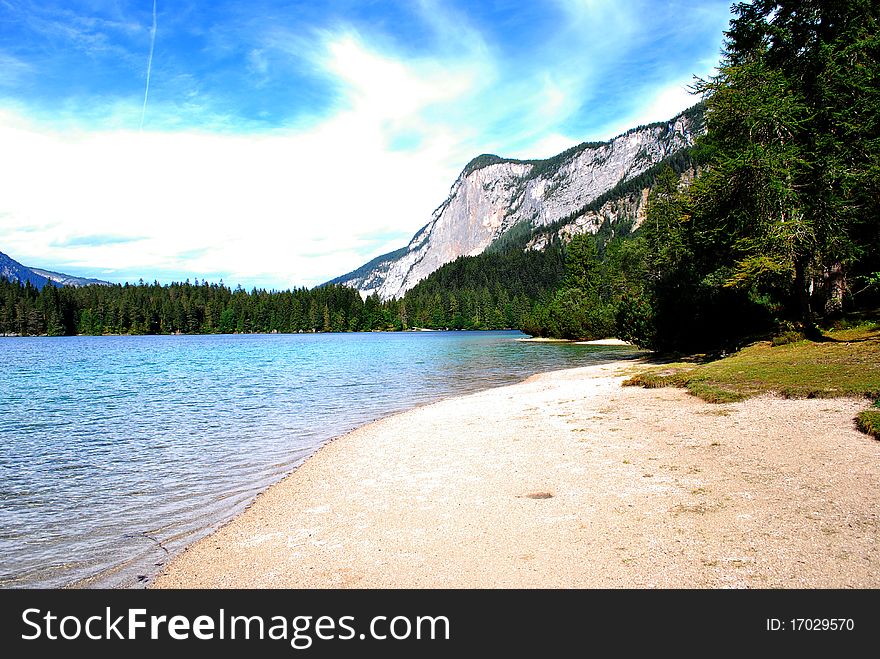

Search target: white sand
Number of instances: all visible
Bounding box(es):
[575,338,632,345]
[152,361,879,589]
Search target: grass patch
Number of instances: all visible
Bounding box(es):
[625,316,880,438]
[622,365,694,389]
[684,382,746,404]
[770,330,804,346]
[692,323,880,400]
[857,410,880,440]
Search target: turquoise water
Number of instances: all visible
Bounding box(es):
[0,331,639,588]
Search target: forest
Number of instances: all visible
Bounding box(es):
[0,245,564,336]
[0,255,563,337]
[0,279,400,336]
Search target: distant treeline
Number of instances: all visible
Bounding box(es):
[0,278,406,336]
[0,248,565,336]
[0,245,566,336]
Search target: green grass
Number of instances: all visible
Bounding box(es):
[623,317,880,439]
[856,410,880,439]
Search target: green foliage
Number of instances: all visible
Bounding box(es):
[688,0,880,329]
[624,366,752,403]
[562,234,601,292]
[640,165,691,280]
[523,235,617,340]
[0,278,396,336]
[399,245,565,330]
[614,291,655,348]
[770,330,804,347]
[526,287,615,340]
[600,2,880,351]
[857,410,880,440]
[684,382,747,404]
[622,369,693,389]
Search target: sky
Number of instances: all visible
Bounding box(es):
[0,0,735,290]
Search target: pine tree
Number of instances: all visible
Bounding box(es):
[692,0,880,328]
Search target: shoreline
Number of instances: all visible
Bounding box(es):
[151,359,879,589]
[516,337,632,346]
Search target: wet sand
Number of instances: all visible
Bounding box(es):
[152,361,879,588]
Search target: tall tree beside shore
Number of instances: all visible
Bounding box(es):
[692,0,880,329]
[613,0,880,349]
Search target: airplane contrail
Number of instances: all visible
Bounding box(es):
[139,0,157,131]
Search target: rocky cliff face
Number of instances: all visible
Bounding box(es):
[524,188,651,252]
[525,165,700,251]
[333,106,703,300]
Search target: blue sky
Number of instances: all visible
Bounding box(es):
[0,0,734,289]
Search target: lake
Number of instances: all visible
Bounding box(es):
[0,331,639,588]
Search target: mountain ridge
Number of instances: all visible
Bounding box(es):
[331,103,705,300]
[29,267,113,288]
[0,250,111,289]
[0,251,52,290]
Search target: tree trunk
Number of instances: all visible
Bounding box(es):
[824,262,845,317]
[793,257,818,336]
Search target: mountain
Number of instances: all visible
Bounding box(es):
[28,268,112,288]
[0,250,111,289]
[324,247,408,288]
[0,251,52,289]
[332,104,704,300]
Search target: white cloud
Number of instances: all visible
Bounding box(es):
[0,34,483,289]
[552,0,640,45]
[507,132,579,160]
[597,81,701,139]
[323,33,478,124]
[247,48,269,80]
[643,84,702,122]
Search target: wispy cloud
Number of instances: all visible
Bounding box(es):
[0,52,33,87]
[246,48,269,79]
[599,82,702,139]
[51,234,147,248]
[139,0,158,130]
[5,2,140,59]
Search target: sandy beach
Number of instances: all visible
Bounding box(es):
[152,360,879,589]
